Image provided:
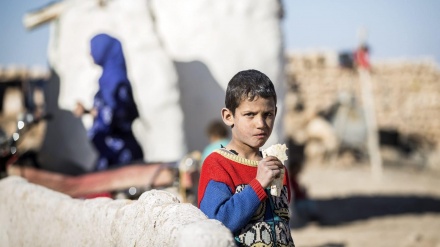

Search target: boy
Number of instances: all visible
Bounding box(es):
[198,70,295,246]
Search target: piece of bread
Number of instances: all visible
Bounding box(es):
[262,144,288,196]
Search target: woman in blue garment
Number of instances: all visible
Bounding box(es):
[75,33,144,171]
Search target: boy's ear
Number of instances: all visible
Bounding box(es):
[221,108,234,127]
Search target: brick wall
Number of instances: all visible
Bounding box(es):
[284,52,440,168]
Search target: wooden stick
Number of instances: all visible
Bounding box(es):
[23,2,66,30]
[359,69,383,180]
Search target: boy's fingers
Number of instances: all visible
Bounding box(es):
[266,160,283,168]
[264,156,283,166]
[264,156,279,162]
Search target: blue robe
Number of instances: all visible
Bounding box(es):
[89,33,143,170]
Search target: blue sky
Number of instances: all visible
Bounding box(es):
[282,0,440,63]
[0,1,51,66]
[1,0,440,67]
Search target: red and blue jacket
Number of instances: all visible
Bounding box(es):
[198,149,295,247]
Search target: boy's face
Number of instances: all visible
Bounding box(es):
[222,96,277,150]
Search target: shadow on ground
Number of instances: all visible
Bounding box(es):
[301,244,345,247]
[292,195,440,228]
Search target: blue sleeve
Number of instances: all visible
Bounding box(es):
[199,180,262,233]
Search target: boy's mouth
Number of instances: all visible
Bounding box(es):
[254,133,267,138]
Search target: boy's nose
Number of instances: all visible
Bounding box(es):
[255,116,266,128]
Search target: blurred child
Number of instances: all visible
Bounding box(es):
[198,69,295,246]
[201,120,230,163]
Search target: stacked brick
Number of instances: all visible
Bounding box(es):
[284,52,440,163]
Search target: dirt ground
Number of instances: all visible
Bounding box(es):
[291,161,440,247]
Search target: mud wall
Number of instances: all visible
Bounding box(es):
[0,176,234,247]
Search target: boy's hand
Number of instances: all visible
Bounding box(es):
[256,156,283,188]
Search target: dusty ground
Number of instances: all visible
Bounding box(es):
[291,162,440,247]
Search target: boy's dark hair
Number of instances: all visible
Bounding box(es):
[225,69,277,114]
[206,120,229,138]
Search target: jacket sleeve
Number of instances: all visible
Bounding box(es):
[199,178,267,233]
